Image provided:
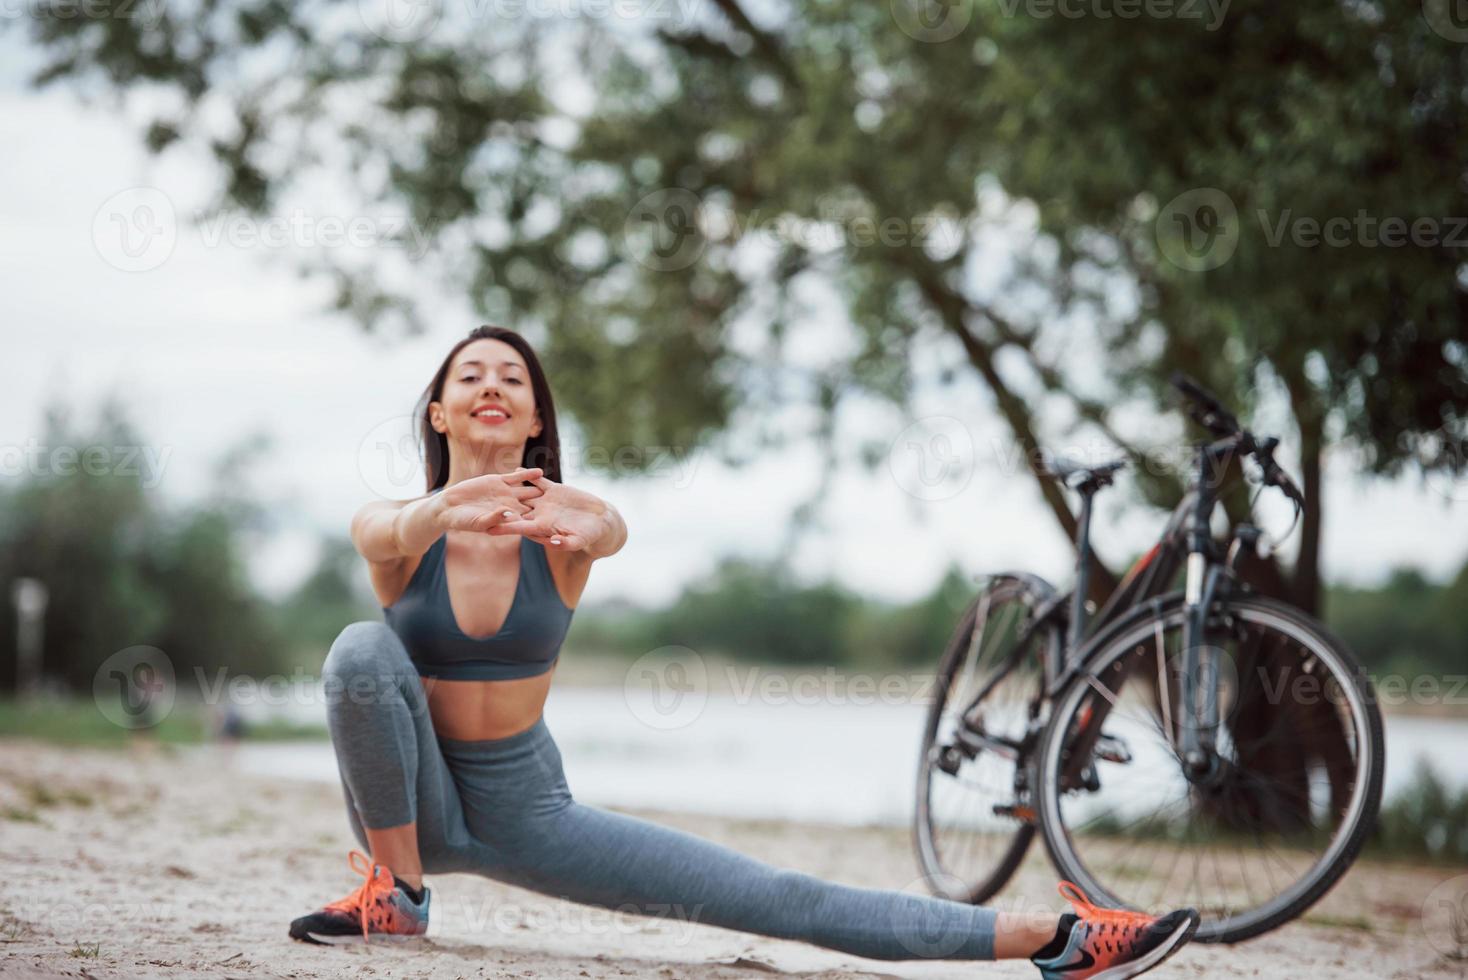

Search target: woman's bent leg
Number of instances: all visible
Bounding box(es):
[321,621,474,874]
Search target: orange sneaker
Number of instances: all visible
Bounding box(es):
[288,850,431,945]
[1030,882,1198,979]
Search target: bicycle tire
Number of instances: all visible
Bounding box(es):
[912,575,1060,904]
[1033,592,1384,943]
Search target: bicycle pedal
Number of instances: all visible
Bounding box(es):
[992,803,1036,824]
[1094,734,1132,764]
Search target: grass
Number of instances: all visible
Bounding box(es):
[1303,913,1376,933]
[0,697,326,747]
[1368,761,1468,863]
[67,942,100,959]
[0,908,28,941]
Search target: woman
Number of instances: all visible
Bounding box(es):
[288,325,1199,979]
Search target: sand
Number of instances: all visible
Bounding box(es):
[0,737,1463,980]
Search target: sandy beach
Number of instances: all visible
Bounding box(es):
[0,736,1463,980]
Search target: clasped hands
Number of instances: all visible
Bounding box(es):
[435,466,609,553]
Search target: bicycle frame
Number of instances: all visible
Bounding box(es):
[981,486,1195,701]
[958,441,1245,776]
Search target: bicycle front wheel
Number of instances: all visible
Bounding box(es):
[1034,593,1384,943]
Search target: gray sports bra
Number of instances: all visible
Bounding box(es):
[382,507,575,681]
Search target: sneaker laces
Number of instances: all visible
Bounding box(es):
[324,850,399,943]
[1057,881,1157,943]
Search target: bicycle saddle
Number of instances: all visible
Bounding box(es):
[1041,455,1127,490]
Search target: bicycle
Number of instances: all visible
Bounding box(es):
[913,373,1385,943]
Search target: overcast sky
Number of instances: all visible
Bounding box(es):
[4,55,1466,611]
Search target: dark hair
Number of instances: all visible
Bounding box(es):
[416,325,562,491]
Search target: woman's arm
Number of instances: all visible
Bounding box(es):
[350,492,448,565]
[350,466,548,582]
[577,496,628,560]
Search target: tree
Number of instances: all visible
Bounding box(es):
[0,399,284,693]
[12,0,1465,616]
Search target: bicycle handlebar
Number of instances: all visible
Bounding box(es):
[1168,371,1241,438]
[1168,372,1305,510]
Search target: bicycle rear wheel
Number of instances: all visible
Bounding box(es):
[1034,593,1384,943]
[913,576,1060,903]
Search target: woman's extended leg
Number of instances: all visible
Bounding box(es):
[444,717,1009,962]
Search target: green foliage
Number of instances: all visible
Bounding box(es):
[12,0,1468,619]
[1325,563,1468,679]
[0,400,374,694]
[0,401,279,691]
[272,538,380,668]
[564,557,975,667]
[1369,761,1468,862]
[651,557,863,666]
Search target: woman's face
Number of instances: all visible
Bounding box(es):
[429,338,541,467]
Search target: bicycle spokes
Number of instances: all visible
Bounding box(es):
[915,580,1057,904]
[1038,600,1379,940]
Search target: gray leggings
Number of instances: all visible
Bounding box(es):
[322,621,999,961]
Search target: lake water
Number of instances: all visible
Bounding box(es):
[221,684,1468,828]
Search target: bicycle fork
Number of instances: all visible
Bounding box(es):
[1179,451,1227,780]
